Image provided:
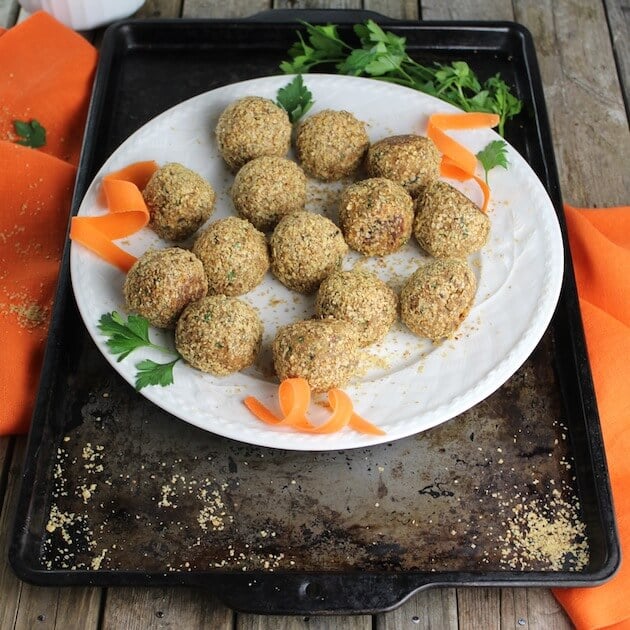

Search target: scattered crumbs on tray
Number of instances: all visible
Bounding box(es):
[499,489,589,571]
[40,374,591,575]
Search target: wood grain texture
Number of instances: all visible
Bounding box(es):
[183,0,270,18]
[419,0,514,21]
[362,0,419,20]
[0,438,102,630]
[514,0,630,206]
[457,588,500,630]
[604,0,630,109]
[134,0,183,18]
[273,0,361,9]
[376,588,458,629]
[237,615,371,629]
[102,588,234,630]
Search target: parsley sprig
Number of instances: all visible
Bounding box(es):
[476,140,509,183]
[280,20,523,136]
[13,119,46,148]
[98,312,180,391]
[276,75,314,123]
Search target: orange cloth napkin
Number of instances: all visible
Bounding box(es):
[553,205,630,630]
[0,12,97,434]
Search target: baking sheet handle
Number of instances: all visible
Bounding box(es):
[211,574,427,615]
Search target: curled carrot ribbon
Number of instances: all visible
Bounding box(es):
[70,160,158,272]
[244,378,386,436]
[426,112,500,213]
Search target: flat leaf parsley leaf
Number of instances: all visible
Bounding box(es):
[134,358,180,391]
[276,74,314,123]
[476,139,509,183]
[13,119,46,148]
[280,20,524,136]
[98,311,182,391]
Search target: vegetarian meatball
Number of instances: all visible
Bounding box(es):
[414,180,490,258]
[231,156,307,231]
[192,217,269,296]
[123,247,208,329]
[296,109,369,181]
[400,259,476,341]
[143,163,216,242]
[273,319,360,392]
[270,212,348,294]
[315,270,398,346]
[339,178,414,256]
[175,295,263,375]
[215,96,292,172]
[366,134,440,198]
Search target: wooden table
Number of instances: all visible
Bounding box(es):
[0,0,628,627]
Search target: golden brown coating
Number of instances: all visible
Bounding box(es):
[270,212,348,294]
[231,156,307,231]
[414,180,490,258]
[366,134,440,198]
[296,109,369,181]
[339,178,414,256]
[142,163,216,242]
[400,259,476,341]
[192,217,269,297]
[273,319,360,392]
[215,96,292,172]
[175,295,263,375]
[315,270,398,346]
[123,247,208,329]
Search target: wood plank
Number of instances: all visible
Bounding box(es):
[419,0,513,21]
[134,0,183,18]
[237,615,371,630]
[0,0,18,27]
[514,0,630,206]
[376,588,458,629]
[0,438,102,630]
[103,588,233,629]
[457,588,500,630]
[273,0,362,9]
[183,0,270,18]
[362,0,419,20]
[604,0,630,108]
[500,588,572,630]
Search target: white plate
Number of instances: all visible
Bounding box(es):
[70,74,563,451]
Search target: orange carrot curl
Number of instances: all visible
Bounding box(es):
[427,112,500,213]
[70,161,158,272]
[244,378,386,436]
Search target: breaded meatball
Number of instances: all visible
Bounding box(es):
[400,259,476,341]
[123,247,208,329]
[414,180,490,258]
[270,212,348,294]
[231,156,307,231]
[192,217,269,296]
[339,178,414,256]
[175,295,262,375]
[143,163,216,242]
[273,319,360,392]
[296,110,369,181]
[215,96,292,172]
[315,270,398,346]
[366,134,440,197]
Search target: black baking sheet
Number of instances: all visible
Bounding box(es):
[9,12,619,615]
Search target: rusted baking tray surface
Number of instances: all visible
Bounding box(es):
[9,11,619,615]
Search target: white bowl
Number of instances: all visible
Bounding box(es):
[20,0,145,29]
